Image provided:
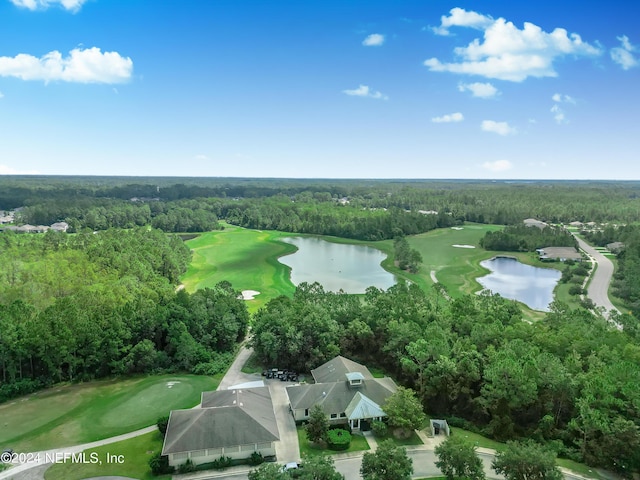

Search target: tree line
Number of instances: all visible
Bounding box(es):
[0,229,248,401]
[250,281,640,476]
[480,225,577,252]
[4,177,640,237]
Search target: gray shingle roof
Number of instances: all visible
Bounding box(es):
[162,386,279,455]
[311,356,374,383]
[286,377,396,415]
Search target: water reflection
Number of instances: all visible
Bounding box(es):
[477,256,561,311]
[278,237,397,293]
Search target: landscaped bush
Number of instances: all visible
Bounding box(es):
[148,452,174,475]
[211,455,233,469]
[326,428,351,450]
[178,458,196,474]
[156,415,169,438]
[249,451,264,466]
[372,420,388,438]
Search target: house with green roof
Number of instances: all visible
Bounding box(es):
[286,356,397,431]
[161,386,279,467]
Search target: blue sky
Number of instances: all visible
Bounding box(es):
[0,0,638,179]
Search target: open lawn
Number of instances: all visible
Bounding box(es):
[44,431,169,480]
[0,374,220,452]
[297,426,370,457]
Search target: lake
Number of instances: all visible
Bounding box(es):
[278,237,397,293]
[477,256,561,311]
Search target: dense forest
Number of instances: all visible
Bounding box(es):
[480,225,577,252]
[0,229,248,401]
[251,282,640,476]
[3,176,640,239]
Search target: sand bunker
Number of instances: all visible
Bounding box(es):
[451,226,464,230]
[241,290,261,300]
[452,244,475,249]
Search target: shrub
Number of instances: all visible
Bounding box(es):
[212,455,233,469]
[568,285,583,295]
[178,459,196,474]
[372,420,388,438]
[326,428,351,450]
[156,415,170,438]
[249,451,264,466]
[148,452,174,476]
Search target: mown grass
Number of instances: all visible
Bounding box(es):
[296,426,370,457]
[0,374,220,452]
[44,431,169,480]
[181,223,298,311]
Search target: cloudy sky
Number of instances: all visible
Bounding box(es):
[0,0,638,179]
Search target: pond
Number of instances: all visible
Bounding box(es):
[278,237,397,293]
[477,256,561,311]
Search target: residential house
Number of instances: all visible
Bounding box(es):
[523,218,548,229]
[286,356,397,431]
[162,386,279,468]
[537,246,582,262]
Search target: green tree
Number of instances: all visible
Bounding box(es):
[305,404,329,444]
[492,440,563,480]
[360,439,413,480]
[299,455,345,480]
[248,462,288,480]
[435,435,486,480]
[382,386,426,438]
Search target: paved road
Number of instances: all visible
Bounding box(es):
[217,345,262,391]
[574,236,621,324]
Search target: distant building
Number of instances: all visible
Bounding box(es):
[606,242,625,253]
[537,246,582,262]
[523,218,548,229]
[50,222,69,232]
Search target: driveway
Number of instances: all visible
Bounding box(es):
[217,345,263,391]
[266,378,301,464]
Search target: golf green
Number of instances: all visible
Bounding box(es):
[0,374,220,452]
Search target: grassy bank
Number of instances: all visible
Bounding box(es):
[1,374,220,452]
[44,431,169,480]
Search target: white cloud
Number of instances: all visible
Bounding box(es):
[10,0,87,12]
[425,9,601,82]
[482,159,513,172]
[431,112,464,123]
[481,120,516,135]
[458,81,498,98]
[362,34,385,47]
[0,91,4,99]
[194,154,209,161]
[432,7,493,36]
[342,84,388,100]
[0,164,40,174]
[551,93,575,123]
[0,47,133,84]
[552,93,575,104]
[551,104,567,124]
[611,35,639,70]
